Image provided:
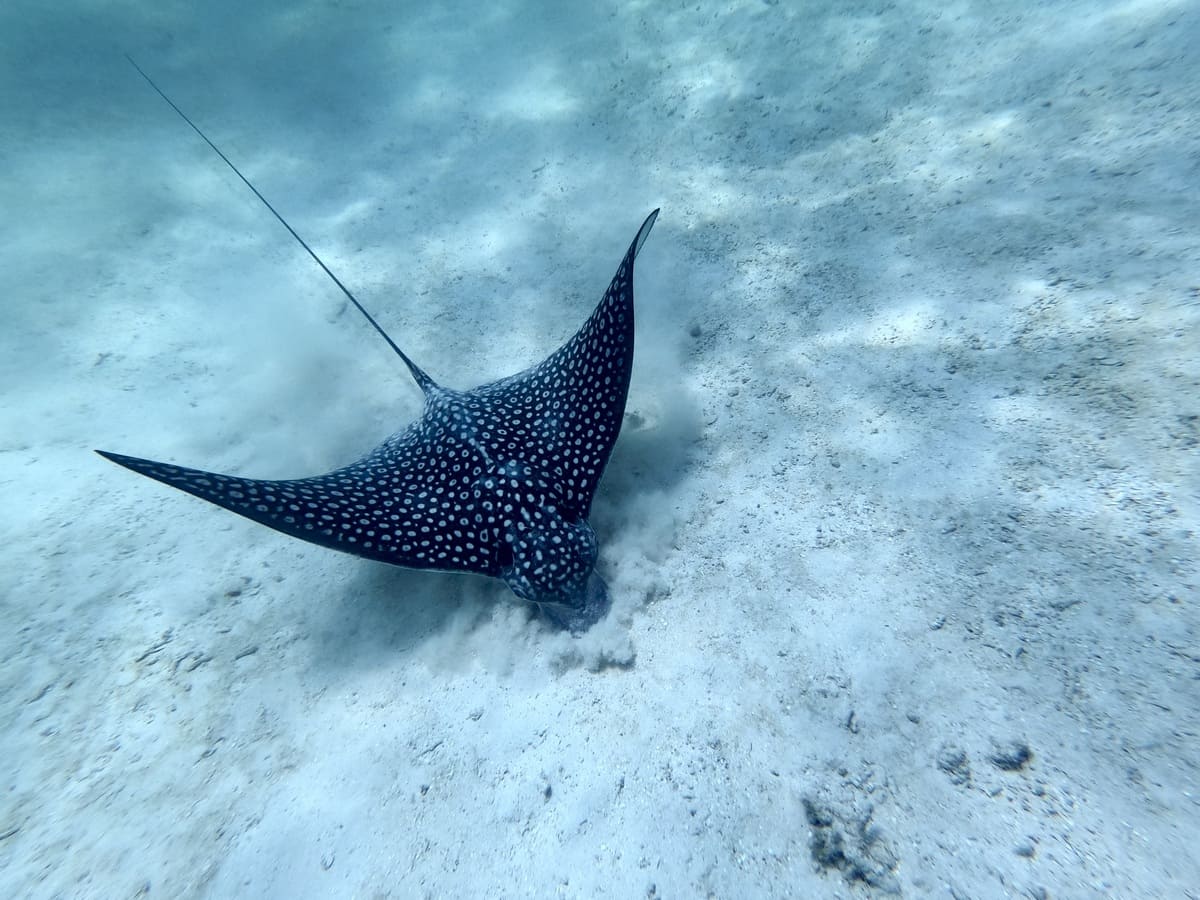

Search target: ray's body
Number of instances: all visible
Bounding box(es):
[100,60,657,631]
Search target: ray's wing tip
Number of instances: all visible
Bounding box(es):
[96,448,141,465]
[633,208,659,259]
[96,449,160,474]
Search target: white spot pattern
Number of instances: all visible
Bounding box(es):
[99,211,658,629]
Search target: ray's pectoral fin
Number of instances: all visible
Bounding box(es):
[96,450,320,546]
[97,450,248,510]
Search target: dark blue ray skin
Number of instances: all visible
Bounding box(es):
[98,210,657,632]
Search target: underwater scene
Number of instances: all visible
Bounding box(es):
[1,0,1196,896]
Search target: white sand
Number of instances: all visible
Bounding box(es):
[2,1,1197,897]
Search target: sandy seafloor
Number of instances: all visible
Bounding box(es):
[2,0,1198,897]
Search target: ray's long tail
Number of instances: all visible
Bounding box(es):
[124,54,435,394]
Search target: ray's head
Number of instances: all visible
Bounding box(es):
[499,510,611,633]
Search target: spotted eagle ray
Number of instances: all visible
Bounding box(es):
[99,59,658,632]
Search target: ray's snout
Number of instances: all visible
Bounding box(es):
[537,570,611,634]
